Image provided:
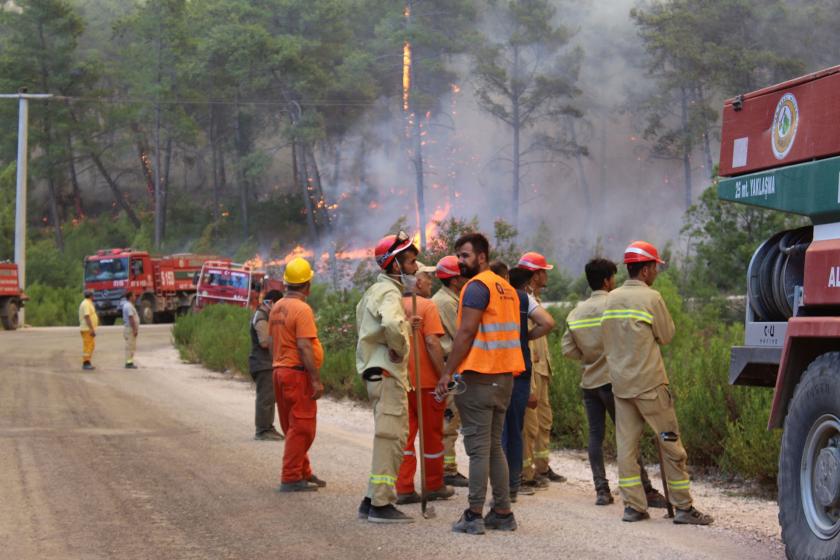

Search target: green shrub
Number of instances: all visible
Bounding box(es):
[24,282,79,326]
[173,304,251,375]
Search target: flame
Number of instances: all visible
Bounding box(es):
[425,201,452,241]
[402,6,411,112]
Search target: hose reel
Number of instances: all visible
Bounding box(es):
[747,226,812,321]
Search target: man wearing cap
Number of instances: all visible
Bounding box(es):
[432,255,470,488]
[396,262,454,504]
[269,257,325,493]
[517,252,566,488]
[356,232,418,524]
[602,241,713,525]
[79,290,98,370]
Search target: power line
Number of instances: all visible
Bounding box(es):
[51,94,380,109]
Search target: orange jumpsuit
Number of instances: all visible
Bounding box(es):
[269,296,324,484]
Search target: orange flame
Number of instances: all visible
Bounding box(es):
[402,6,411,112]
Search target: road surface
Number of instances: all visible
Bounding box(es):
[0,325,784,559]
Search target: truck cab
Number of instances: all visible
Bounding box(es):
[0,262,27,330]
[83,249,153,325]
[195,261,282,311]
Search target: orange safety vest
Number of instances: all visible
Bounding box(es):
[456,269,525,375]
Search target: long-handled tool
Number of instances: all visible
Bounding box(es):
[411,291,435,519]
[655,432,675,518]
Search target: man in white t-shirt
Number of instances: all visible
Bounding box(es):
[122,292,140,369]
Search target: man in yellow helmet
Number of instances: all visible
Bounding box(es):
[270,257,325,493]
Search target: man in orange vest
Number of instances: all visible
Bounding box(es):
[395,263,454,504]
[269,257,326,493]
[436,232,525,535]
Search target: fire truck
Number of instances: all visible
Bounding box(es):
[83,249,221,324]
[194,260,284,311]
[0,262,26,330]
[720,66,840,558]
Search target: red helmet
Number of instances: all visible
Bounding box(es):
[374,232,416,270]
[436,255,460,279]
[624,241,665,264]
[517,251,554,271]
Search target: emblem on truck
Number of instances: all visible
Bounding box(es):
[771,93,799,160]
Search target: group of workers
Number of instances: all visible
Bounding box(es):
[78,290,140,370]
[252,230,714,533]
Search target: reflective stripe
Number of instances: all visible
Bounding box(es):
[424,450,445,459]
[369,474,396,486]
[619,476,642,488]
[602,309,653,324]
[668,479,690,490]
[403,451,415,456]
[472,339,521,351]
[477,322,519,334]
[523,458,533,467]
[444,456,457,464]
[568,316,603,330]
[534,450,551,459]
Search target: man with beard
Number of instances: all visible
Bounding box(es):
[436,233,524,535]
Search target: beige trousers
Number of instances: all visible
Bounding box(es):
[366,375,408,507]
[522,372,552,480]
[124,330,137,364]
[442,394,461,474]
[615,385,692,512]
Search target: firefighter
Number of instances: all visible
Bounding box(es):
[436,233,524,534]
[602,241,713,525]
[395,263,454,504]
[561,258,667,508]
[250,290,285,441]
[269,258,325,492]
[517,252,566,489]
[431,255,469,487]
[122,291,139,369]
[79,290,98,370]
[356,232,417,524]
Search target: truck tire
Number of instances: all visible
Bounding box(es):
[139,298,155,324]
[99,315,117,326]
[1,299,19,330]
[779,352,840,560]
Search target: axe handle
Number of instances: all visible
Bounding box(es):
[655,436,674,518]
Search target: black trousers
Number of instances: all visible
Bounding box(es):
[253,368,277,434]
[582,383,652,493]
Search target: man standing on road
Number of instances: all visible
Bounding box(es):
[431,255,469,488]
[602,241,713,525]
[561,258,667,508]
[269,258,325,493]
[250,290,285,441]
[518,252,566,489]
[395,263,454,505]
[436,233,524,535]
[356,232,417,524]
[79,290,98,371]
[122,292,140,369]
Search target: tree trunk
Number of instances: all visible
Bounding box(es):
[696,83,714,179]
[36,22,64,251]
[66,132,84,219]
[88,151,142,228]
[210,105,220,217]
[412,114,426,249]
[680,85,692,209]
[568,116,591,228]
[511,45,521,228]
[162,135,173,238]
[295,140,317,240]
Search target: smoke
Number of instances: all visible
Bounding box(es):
[289,0,718,276]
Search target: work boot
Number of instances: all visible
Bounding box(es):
[358,497,371,519]
[541,467,567,483]
[645,488,669,509]
[307,474,327,488]
[277,480,318,493]
[452,509,485,535]
[444,472,469,487]
[125,362,138,369]
[673,506,714,525]
[484,509,517,531]
[595,488,614,506]
[517,484,536,497]
[255,428,285,441]
[427,485,455,501]
[368,504,414,524]
[524,477,549,491]
[622,506,650,522]
[396,492,422,505]
[82,362,95,371]
[510,490,518,503]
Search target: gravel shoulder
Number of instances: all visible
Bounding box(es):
[0,325,784,559]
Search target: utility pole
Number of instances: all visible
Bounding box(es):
[0,91,52,327]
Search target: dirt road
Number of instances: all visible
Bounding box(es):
[0,325,785,559]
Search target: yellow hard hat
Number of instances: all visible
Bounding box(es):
[283,257,314,285]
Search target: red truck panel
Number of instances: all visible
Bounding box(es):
[0,263,21,297]
[720,66,840,177]
[804,239,840,306]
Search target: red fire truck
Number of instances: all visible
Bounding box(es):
[83,249,222,324]
[720,66,840,558]
[194,260,284,311]
[0,262,26,330]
